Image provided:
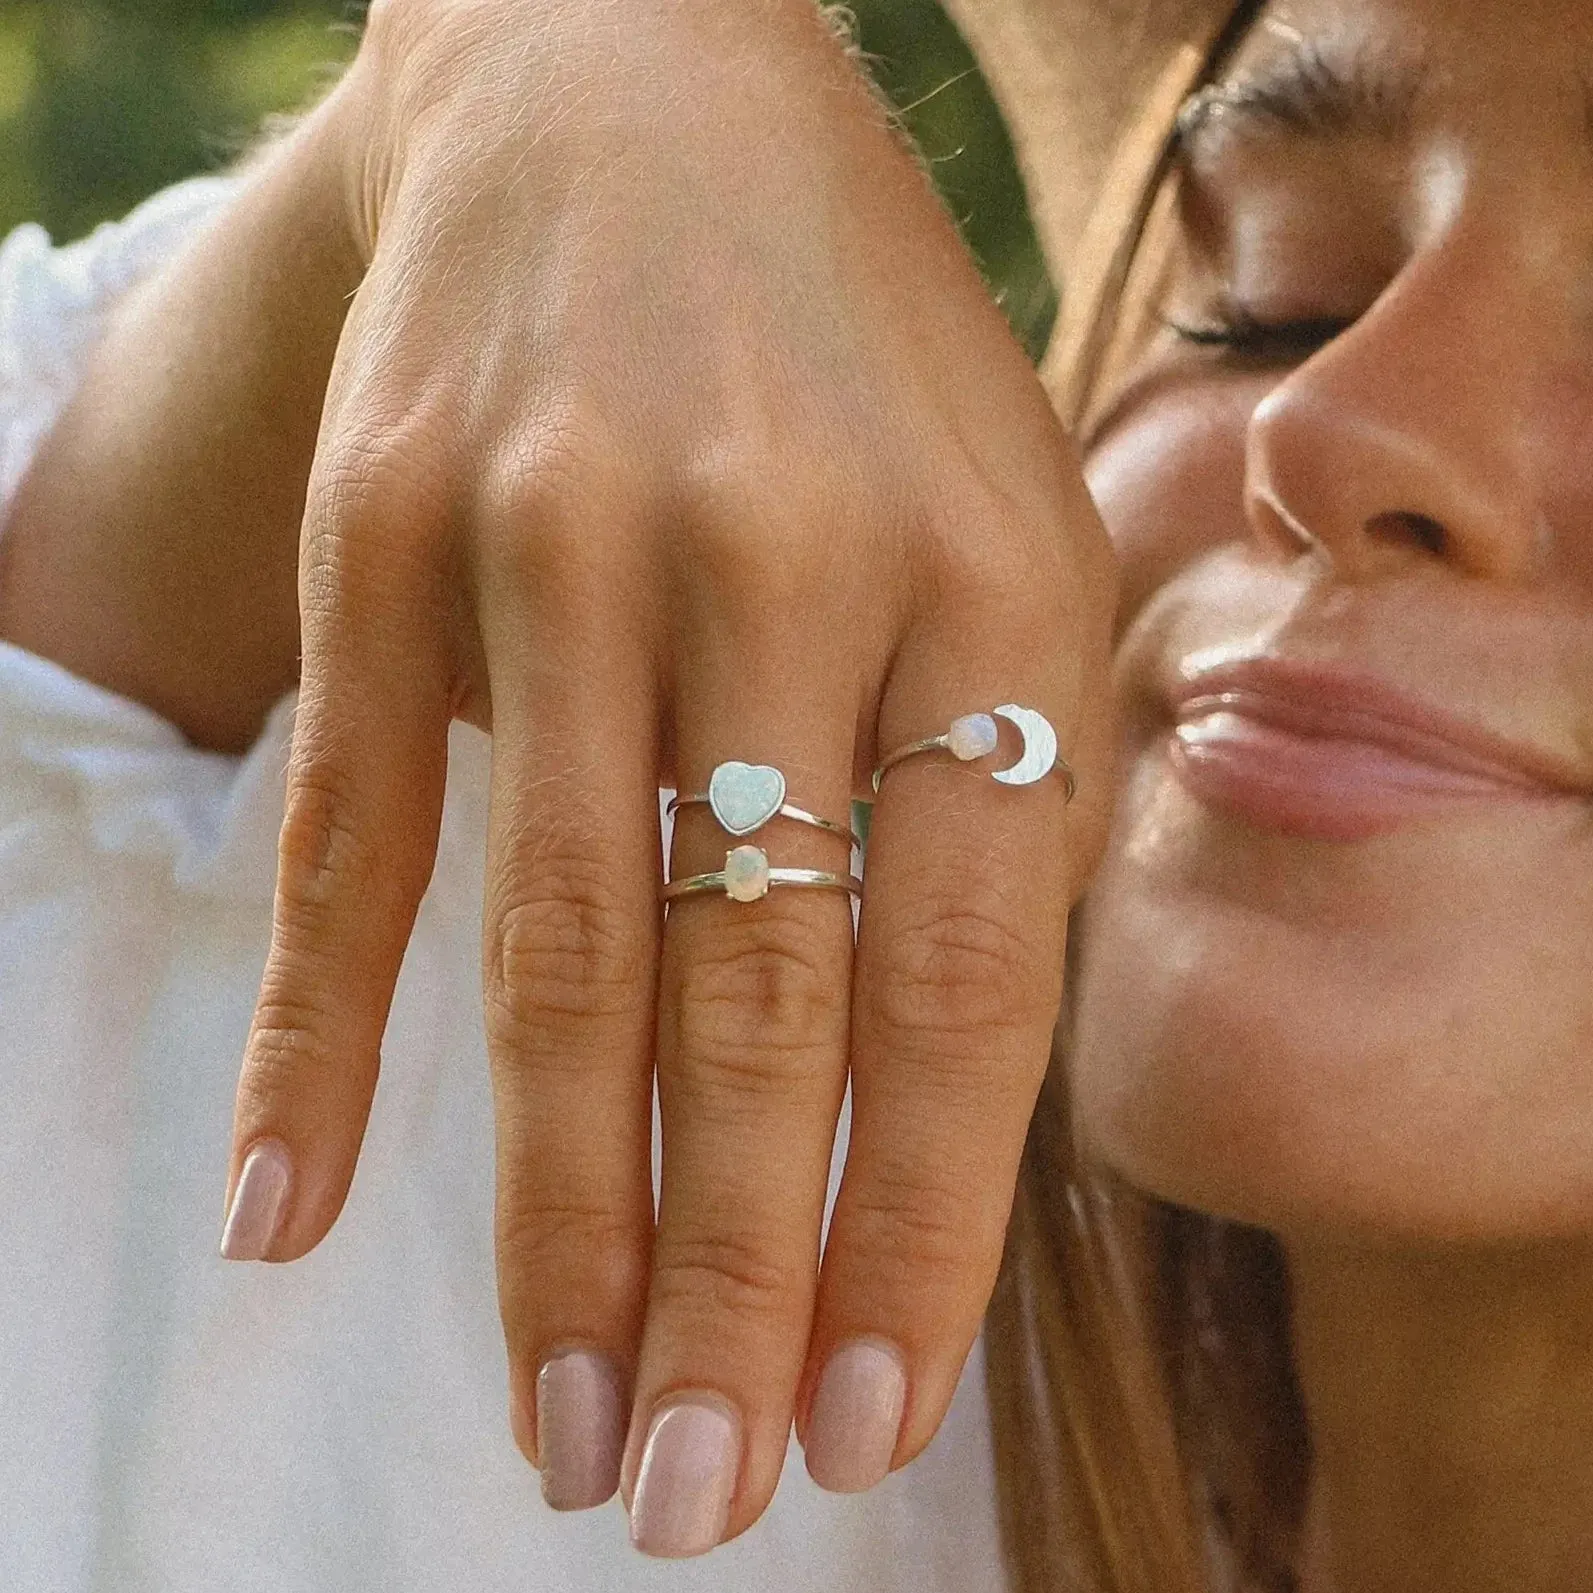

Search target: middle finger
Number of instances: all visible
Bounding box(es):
[620,639,862,1557]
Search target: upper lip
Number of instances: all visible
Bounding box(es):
[1168,657,1593,796]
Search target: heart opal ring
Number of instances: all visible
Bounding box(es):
[668,760,861,848]
[661,845,862,904]
[873,705,1077,801]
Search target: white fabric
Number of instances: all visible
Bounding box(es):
[0,180,1005,1591]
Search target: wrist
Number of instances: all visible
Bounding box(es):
[339,0,895,259]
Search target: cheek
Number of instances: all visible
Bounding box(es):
[1084,378,1259,634]
[1526,368,1593,590]
[1072,778,1593,1243]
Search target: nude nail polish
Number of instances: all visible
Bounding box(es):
[218,1139,292,1261]
[628,1396,740,1557]
[804,1337,907,1493]
[537,1348,626,1511]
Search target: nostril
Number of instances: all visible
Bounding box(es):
[1366,511,1447,557]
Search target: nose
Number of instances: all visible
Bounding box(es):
[1244,237,1544,584]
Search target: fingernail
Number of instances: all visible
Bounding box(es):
[628,1395,740,1557]
[804,1337,907,1493]
[219,1139,292,1261]
[537,1348,626,1511]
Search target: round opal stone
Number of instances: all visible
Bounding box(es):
[723,845,771,902]
[946,712,999,761]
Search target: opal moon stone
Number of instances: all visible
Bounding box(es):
[946,713,1000,761]
[723,845,772,902]
[708,761,787,836]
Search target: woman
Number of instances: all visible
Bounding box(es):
[0,0,1583,1588]
[985,0,1593,1588]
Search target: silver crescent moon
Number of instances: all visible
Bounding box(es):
[991,704,1058,786]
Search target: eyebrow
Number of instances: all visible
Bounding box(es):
[1175,38,1429,165]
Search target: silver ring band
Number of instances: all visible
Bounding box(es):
[659,866,860,904]
[662,848,862,904]
[873,705,1076,801]
[873,733,957,787]
[667,792,861,849]
[662,866,862,902]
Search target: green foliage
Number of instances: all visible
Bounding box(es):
[0,2,356,243]
[0,0,1052,358]
[846,0,1054,357]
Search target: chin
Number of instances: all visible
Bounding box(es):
[1068,746,1593,1246]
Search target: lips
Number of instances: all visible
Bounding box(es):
[1166,659,1591,841]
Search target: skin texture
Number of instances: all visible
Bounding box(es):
[1072,0,1593,1587]
[0,0,1115,1554]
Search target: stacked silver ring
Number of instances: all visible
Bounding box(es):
[662,705,1073,904]
[662,760,861,903]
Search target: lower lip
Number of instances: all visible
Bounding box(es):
[1169,711,1565,841]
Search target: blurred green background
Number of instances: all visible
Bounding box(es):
[0,0,1053,356]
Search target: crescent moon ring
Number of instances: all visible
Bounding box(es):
[991,704,1064,790]
[871,705,1077,800]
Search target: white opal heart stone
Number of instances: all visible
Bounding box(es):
[723,845,771,901]
[708,761,787,836]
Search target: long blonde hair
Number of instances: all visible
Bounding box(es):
[981,5,1313,1590]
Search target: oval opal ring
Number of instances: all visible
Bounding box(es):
[668,760,861,848]
[661,844,863,904]
[873,705,1076,801]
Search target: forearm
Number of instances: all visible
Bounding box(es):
[0,81,368,753]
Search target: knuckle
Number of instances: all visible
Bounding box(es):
[663,1040,827,1109]
[239,1010,326,1099]
[651,1225,805,1326]
[872,897,1051,1040]
[300,457,452,644]
[677,398,790,519]
[477,412,639,588]
[310,406,454,541]
[496,1195,645,1310]
[679,472,841,613]
[274,767,378,925]
[485,862,651,1051]
[845,1170,975,1289]
[672,915,846,1072]
[235,998,361,1125]
[314,429,440,532]
[921,482,1068,617]
[933,527,1053,618]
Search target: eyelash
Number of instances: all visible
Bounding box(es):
[1161,309,1353,360]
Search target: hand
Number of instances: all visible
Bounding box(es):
[220,0,1115,1550]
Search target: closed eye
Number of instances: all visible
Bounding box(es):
[1161,309,1353,361]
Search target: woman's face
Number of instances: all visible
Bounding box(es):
[1075,0,1593,1242]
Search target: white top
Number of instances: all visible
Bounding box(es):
[0,181,1005,1591]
